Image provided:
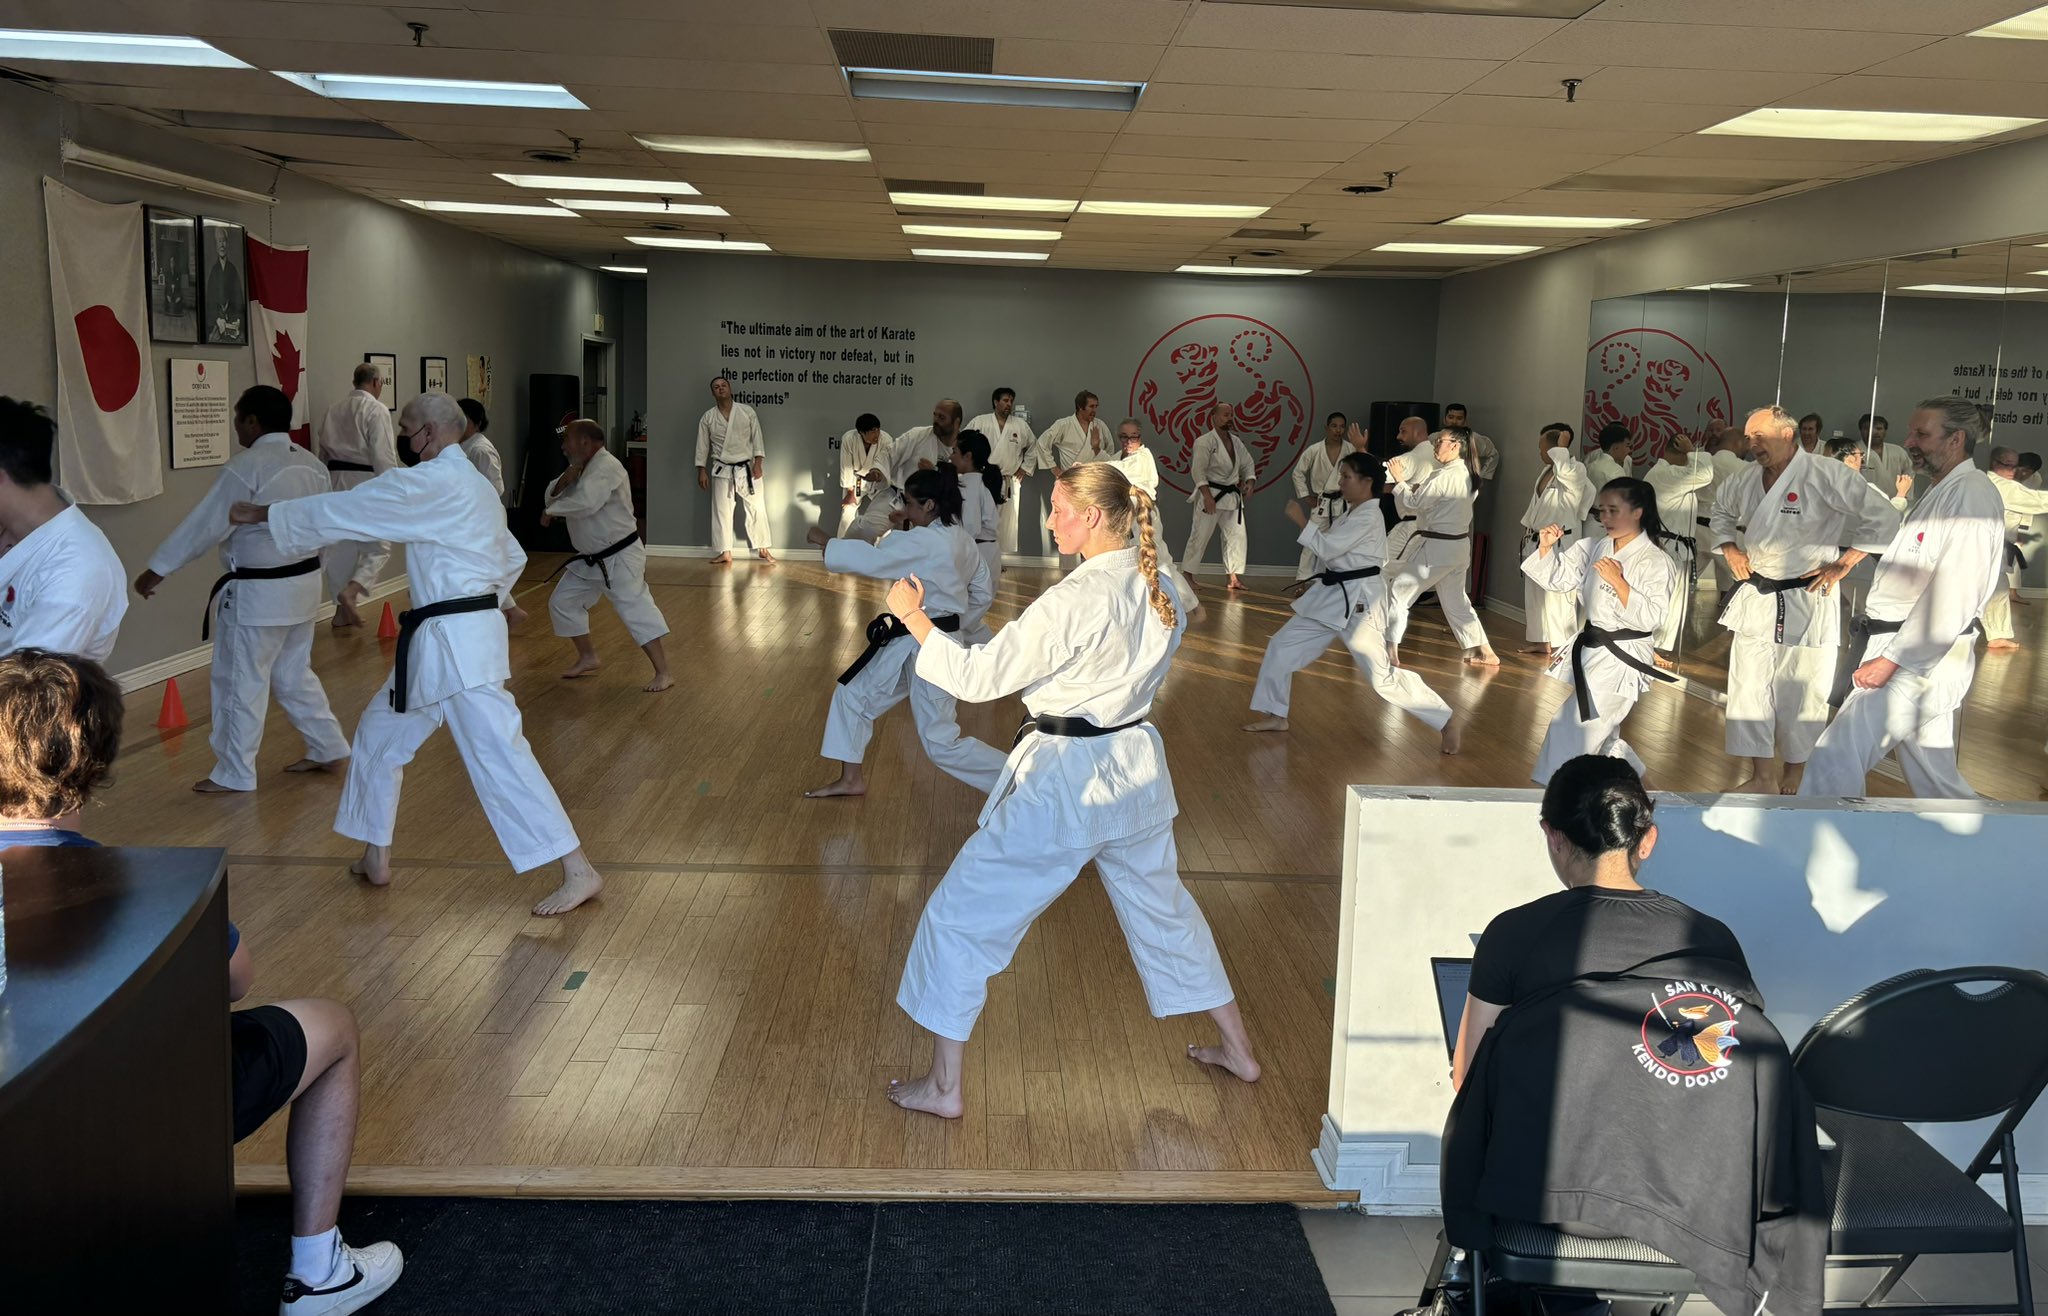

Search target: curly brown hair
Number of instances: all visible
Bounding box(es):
[0,649,123,820]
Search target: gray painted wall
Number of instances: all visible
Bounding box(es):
[645,253,1439,564]
[0,83,614,676]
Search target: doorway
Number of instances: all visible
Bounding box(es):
[581,336,614,443]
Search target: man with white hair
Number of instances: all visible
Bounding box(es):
[314,362,399,627]
[543,418,673,692]
[695,375,773,565]
[232,391,606,917]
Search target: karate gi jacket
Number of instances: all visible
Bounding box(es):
[0,502,126,663]
[1708,447,1898,648]
[1036,414,1114,470]
[316,389,397,471]
[1643,452,1713,539]
[147,432,329,628]
[1186,430,1257,507]
[543,447,638,575]
[889,425,951,489]
[695,402,764,472]
[1293,442,1347,521]
[460,435,506,498]
[825,521,989,625]
[839,429,895,505]
[1520,446,1594,538]
[966,412,1038,478]
[1394,460,1476,535]
[1864,462,2006,675]
[1291,502,1389,632]
[1522,532,1675,704]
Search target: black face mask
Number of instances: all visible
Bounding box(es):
[396,426,425,466]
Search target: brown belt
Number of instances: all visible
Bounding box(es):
[1417,530,1470,541]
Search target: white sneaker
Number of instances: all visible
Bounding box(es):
[279,1240,403,1315]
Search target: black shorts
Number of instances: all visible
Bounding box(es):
[231,1004,308,1142]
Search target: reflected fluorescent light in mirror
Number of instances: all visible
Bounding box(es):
[1700,107,2041,142]
[626,235,771,251]
[1895,284,2044,295]
[551,198,728,215]
[0,28,249,67]
[634,134,870,162]
[1079,200,1268,218]
[402,199,576,216]
[901,224,1062,241]
[599,265,648,274]
[1969,4,2048,39]
[1683,282,1751,290]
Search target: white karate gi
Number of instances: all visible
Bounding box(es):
[695,401,771,553]
[966,411,1038,554]
[1291,441,1347,580]
[1384,441,1441,563]
[896,547,1233,1042]
[1702,447,1750,593]
[1643,451,1713,650]
[1860,441,1912,499]
[1250,502,1453,731]
[836,428,897,541]
[268,446,581,873]
[1800,462,2006,800]
[1519,446,1594,646]
[819,525,1005,793]
[1522,531,1675,785]
[0,502,126,664]
[1112,447,1199,606]
[544,447,668,647]
[1036,414,1113,469]
[1980,471,2048,642]
[1183,429,1258,575]
[144,432,348,791]
[1838,488,1908,629]
[1383,460,1489,651]
[889,425,957,491]
[1582,450,1627,540]
[315,388,398,600]
[958,474,1003,643]
[460,434,506,500]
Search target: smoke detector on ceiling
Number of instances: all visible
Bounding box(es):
[1343,171,1399,196]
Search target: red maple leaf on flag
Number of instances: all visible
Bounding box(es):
[272,331,302,400]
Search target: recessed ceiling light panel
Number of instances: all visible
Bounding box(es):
[626,235,771,251]
[1682,282,1751,291]
[633,134,870,162]
[901,223,1061,241]
[600,265,649,274]
[551,198,728,216]
[846,67,1142,112]
[280,72,587,110]
[910,248,1051,261]
[1079,200,1268,219]
[1700,107,2041,142]
[495,173,698,194]
[1374,241,1541,255]
[403,199,577,217]
[1970,4,2048,39]
[1896,284,2043,295]
[1442,213,1643,229]
[889,191,1078,214]
[1176,264,1309,276]
[0,28,249,67]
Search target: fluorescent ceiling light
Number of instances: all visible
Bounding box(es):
[626,235,771,251]
[1177,264,1309,276]
[633,134,869,162]
[551,198,728,216]
[1970,4,2048,39]
[1442,213,1643,229]
[0,28,249,67]
[846,67,1142,112]
[402,199,576,217]
[911,248,1051,261]
[889,191,1078,215]
[901,223,1061,241]
[1682,282,1751,291]
[1079,200,1268,219]
[600,265,648,275]
[1374,242,1541,255]
[278,72,586,110]
[496,173,699,195]
[1896,284,2044,295]
[1700,107,2040,142]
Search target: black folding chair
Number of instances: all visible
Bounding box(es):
[1793,967,2048,1316]
[1415,1223,1698,1316]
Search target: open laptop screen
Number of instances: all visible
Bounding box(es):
[1430,957,1473,1060]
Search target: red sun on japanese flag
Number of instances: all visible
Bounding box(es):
[73,304,141,413]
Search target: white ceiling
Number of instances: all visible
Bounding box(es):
[8,0,2048,276]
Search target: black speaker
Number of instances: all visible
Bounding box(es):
[512,372,579,551]
[1365,400,1440,460]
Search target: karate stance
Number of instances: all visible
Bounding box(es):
[1183,401,1257,590]
[1292,412,1352,584]
[314,362,398,627]
[0,397,127,662]
[1244,452,1462,751]
[802,467,1004,799]
[1642,434,1713,663]
[1111,420,1201,612]
[1384,428,1500,667]
[695,376,773,564]
[1801,398,2008,799]
[837,413,895,541]
[884,462,1257,1118]
[542,419,673,692]
[1377,416,1438,564]
[133,385,349,794]
[1517,423,1592,658]
[966,387,1037,555]
[233,393,605,917]
[1982,446,2048,652]
[1522,478,1679,786]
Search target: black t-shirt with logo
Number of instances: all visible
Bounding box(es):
[1469,885,1760,1009]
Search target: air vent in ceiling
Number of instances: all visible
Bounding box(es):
[1206,0,1600,14]
[150,109,411,141]
[884,179,986,196]
[1550,173,1805,195]
[1234,226,1316,241]
[828,30,995,75]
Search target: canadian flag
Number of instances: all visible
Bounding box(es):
[247,237,311,448]
[43,178,163,504]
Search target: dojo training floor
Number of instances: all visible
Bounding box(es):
[98,558,2048,1203]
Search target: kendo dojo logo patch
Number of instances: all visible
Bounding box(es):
[1634,982,1741,1088]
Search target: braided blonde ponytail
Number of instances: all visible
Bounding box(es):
[1055,463,1178,630]
[1130,488,1178,630]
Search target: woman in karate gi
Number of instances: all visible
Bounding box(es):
[1110,420,1201,612]
[882,461,1257,1118]
[802,467,1005,799]
[952,430,1005,636]
[1518,423,1594,658]
[1243,452,1462,750]
[1522,478,1679,787]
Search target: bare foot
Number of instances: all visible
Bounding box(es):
[1187,1040,1261,1083]
[1653,653,1677,671]
[331,597,363,629]
[1242,715,1289,733]
[1390,645,1403,669]
[1440,713,1463,756]
[561,654,602,680]
[1465,647,1502,668]
[1226,575,1246,592]
[644,673,675,693]
[708,552,734,565]
[1517,643,1552,657]
[886,1072,964,1119]
[1987,639,2020,652]
[192,777,245,794]
[350,844,392,887]
[804,778,866,799]
[283,757,346,774]
[1730,776,1777,795]
[533,859,603,916]
[504,604,529,627]
[756,549,776,562]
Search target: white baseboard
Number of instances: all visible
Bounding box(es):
[114,575,411,694]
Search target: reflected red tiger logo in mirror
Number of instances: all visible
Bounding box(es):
[1584,329,1733,465]
[1130,314,1314,495]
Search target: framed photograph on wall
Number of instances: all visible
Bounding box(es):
[145,207,198,343]
[421,356,449,394]
[364,352,399,411]
[198,216,248,346]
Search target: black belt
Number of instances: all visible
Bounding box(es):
[543,529,641,588]
[1317,490,1343,524]
[202,558,322,641]
[1831,614,1982,706]
[1204,481,1244,524]
[1525,527,1574,545]
[1314,564,1381,616]
[1735,571,1819,643]
[1012,713,1146,749]
[715,457,756,494]
[325,459,373,473]
[1571,623,1677,721]
[1417,529,1470,541]
[1696,517,1712,528]
[837,611,958,685]
[975,538,996,545]
[391,593,500,713]
[2007,541,2029,573]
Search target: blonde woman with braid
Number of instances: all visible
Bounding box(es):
[879,463,1258,1118]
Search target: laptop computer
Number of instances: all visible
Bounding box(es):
[1430,957,1473,1060]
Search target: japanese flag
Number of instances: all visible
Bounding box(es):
[43,177,162,504]
[247,237,311,448]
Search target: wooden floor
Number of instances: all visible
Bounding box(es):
[98,557,2048,1202]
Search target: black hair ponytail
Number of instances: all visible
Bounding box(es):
[903,465,964,526]
[1600,477,1670,547]
[1541,756,1655,869]
[957,430,1006,505]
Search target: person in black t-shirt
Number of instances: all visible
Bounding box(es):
[1452,754,1757,1090]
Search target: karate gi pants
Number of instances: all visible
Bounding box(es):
[1384,540,1489,650]
[1183,495,1247,575]
[1522,539,1580,646]
[710,469,772,554]
[337,679,580,873]
[1295,502,1343,581]
[208,616,349,792]
[1800,637,1978,799]
[1249,614,1452,731]
[548,553,670,647]
[1981,563,2020,642]
[1654,540,1695,651]
[322,469,390,598]
[897,816,1234,1042]
[998,474,1024,554]
[1532,685,1647,786]
[820,636,1006,793]
[1725,634,1833,762]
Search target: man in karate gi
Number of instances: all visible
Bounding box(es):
[695,376,774,564]
[232,392,604,917]
[1709,405,1898,794]
[0,397,127,662]
[892,398,963,487]
[133,385,349,794]
[837,413,895,541]
[1293,412,1352,584]
[1183,401,1258,591]
[1035,391,1113,473]
[1583,424,1633,539]
[966,387,1038,555]
[1798,412,1824,454]
[1801,398,2008,799]
[1857,414,1910,498]
[543,418,673,691]
[1642,433,1713,664]
[1981,447,2048,652]
[1437,403,1499,505]
[314,363,399,628]
[1377,415,1436,563]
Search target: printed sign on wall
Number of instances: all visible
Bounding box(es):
[169,358,232,469]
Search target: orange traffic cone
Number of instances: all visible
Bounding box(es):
[156,677,188,730]
[377,602,399,639]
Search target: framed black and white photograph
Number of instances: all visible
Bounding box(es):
[198,216,248,346]
[421,355,449,394]
[364,352,399,410]
[144,207,198,343]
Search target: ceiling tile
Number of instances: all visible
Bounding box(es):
[1516,20,1936,73]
